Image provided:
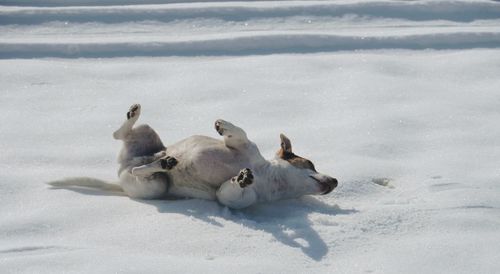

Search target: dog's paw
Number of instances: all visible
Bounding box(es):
[233,168,253,188]
[127,104,141,120]
[214,119,237,137]
[214,119,226,136]
[160,156,178,170]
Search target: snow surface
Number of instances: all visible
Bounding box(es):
[1,0,500,273]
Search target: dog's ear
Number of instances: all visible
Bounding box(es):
[277,134,317,171]
[280,133,292,153]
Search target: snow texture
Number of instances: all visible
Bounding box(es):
[1,0,500,273]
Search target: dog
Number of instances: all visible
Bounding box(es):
[113,104,337,209]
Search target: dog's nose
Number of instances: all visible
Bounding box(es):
[329,177,338,188]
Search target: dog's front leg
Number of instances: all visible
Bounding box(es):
[216,168,257,209]
[214,119,250,150]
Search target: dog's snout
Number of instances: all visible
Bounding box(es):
[310,174,338,195]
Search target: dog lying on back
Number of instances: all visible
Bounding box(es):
[113,104,337,209]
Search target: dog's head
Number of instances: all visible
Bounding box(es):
[276,134,338,195]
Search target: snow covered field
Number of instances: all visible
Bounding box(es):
[1,0,500,273]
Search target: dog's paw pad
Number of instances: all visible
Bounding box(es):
[234,168,253,188]
[127,104,141,120]
[160,156,178,170]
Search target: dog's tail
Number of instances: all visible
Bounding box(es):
[47,177,125,196]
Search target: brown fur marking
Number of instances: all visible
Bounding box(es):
[277,149,317,172]
[277,134,317,172]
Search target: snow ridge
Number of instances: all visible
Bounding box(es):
[1,0,500,58]
[2,32,500,58]
[2,1,500,25]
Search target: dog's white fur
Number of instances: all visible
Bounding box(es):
[114,104,337,209]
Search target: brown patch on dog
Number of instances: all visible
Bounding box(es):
[277,134,317,172]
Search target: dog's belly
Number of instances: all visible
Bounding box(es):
[165,135,250,188]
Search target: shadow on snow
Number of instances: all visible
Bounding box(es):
[139,196,357,261]
[48,181,357,261]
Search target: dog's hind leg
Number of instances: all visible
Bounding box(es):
[113,104,142,140]
[122,151,166,173]
[114,104,166,174]
[216,168,257,209]
[131,156,178,177]
[119,171,169,199]
[214,119,250,149]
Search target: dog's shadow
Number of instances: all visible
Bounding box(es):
[48,181,357,261]
[138,196,357,261]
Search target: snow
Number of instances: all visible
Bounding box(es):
[1,0,500,273]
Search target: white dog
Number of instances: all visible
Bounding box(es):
[113,104,337,209]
